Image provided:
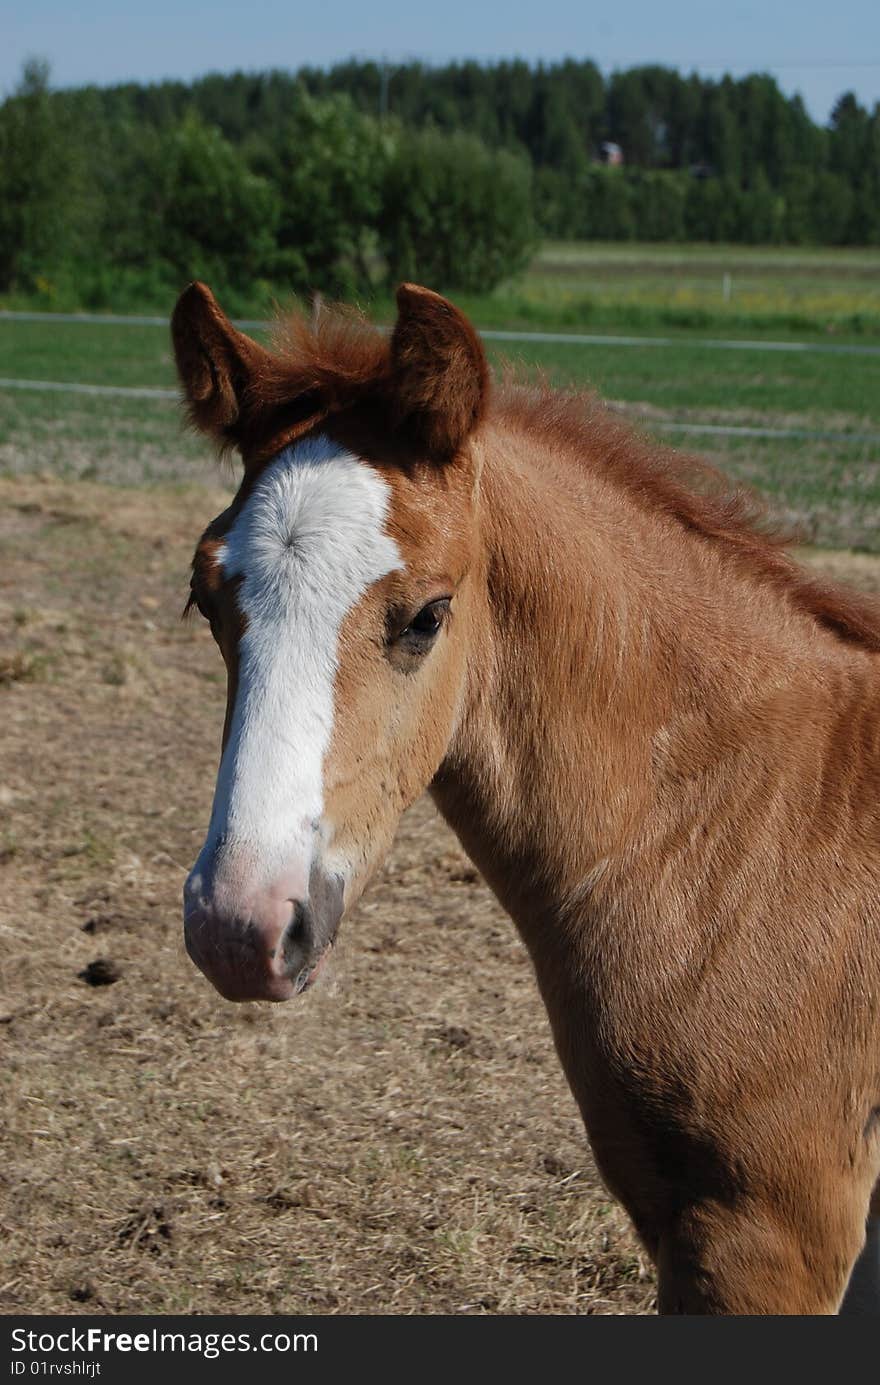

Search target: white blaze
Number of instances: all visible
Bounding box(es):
[195,434,403,898]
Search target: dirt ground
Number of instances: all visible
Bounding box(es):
[2,474,879,1316]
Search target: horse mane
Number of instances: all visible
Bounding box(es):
[268,304,390,404]
[496,379,880,654]
[263,302,880,655]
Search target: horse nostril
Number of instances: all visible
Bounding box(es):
[281,900,311,968]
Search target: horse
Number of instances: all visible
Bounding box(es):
[172,279,880,1314]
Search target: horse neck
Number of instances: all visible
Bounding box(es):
[431,418,869,949]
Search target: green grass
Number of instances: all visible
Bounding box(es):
[5,240,880,341]
[473,242,880,339]
[1,288,879,551]
[0,318,182,389]
[2,317,878,424]
[491,339,880,428]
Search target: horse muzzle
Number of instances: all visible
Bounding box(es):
[183,859,344,1002]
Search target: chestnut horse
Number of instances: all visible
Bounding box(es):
[173,280,880,1314]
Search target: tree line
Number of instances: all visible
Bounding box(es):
[1,57,878,308]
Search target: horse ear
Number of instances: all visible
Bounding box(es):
[389,284,489,461]
[171,281,273,447]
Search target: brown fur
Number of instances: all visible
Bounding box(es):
[173,281,487,466]
[175,284,880,1315]
[496,383,880,652]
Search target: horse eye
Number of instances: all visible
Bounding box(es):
[186,588,219,634]
[401,599,450,642]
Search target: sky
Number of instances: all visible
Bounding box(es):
[2,0,879,123]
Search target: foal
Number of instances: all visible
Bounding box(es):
[174,281,880,1314]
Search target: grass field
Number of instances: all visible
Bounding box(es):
[3,295,880,549]
[357,241,880,338]
[6,241,880,339]
[2,252,880,1314]
[502,242,880,336]
[389,241,880,337]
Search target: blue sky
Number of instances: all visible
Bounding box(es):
[3,0,878,122]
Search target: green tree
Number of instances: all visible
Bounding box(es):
[533,166,582,237]
[740,171,785,244]
[379,127,535,292]
[630,172,687,240]
[808,171,854,244]
[607,69,654,166]
[831,95,880,243]
[254,92,390,296]
[700,78,742,180]
[684,176,744,241]
[829,92,870,182]
[138,111,280,290]
[0,59,71,290]
[581,169,637,240]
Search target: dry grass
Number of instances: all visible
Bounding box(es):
[3,475,878,1317]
